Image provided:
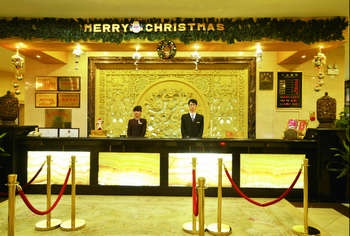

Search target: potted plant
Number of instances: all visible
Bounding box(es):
[335,106,349,129]
[327,129,349,179]
[326,108,349,201]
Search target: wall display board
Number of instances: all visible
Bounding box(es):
[35,76,81,108]
[277,72,302,108]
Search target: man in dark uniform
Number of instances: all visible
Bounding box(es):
[181,99,204,138]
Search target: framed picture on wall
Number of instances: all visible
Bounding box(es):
[35,76,57,91]
[45,109,72,128]
[58,76,80,91]
[57,93,80,107]
[35,93,57,107]
[259,72,273,90]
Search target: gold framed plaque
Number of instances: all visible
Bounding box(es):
[58,76,80,91]
[35,93,57,107]
[35,76,58,91]
[259,72,273,90]
[58,93,80,108]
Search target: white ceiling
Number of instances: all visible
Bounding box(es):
[0,0,349,18]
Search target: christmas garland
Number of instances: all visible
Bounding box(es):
[0,17,347,45]
[157,40,177,59]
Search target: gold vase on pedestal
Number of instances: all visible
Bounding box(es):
[0,91,18,125]
[316,92,336,128]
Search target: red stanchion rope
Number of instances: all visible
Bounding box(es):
[0,160,46,197]
[17,167,71,215]
[23,161,47,188]
[192,169,198,216]
[224,166,302,207]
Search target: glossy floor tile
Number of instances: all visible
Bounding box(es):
[295,205,349,236]
[0,195,348,235]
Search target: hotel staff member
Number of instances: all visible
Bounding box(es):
[127,105,147,137]
[181,99,204,138]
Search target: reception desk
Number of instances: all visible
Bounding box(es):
[13,137,319,201]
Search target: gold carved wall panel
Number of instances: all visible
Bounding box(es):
[95,69,249,138]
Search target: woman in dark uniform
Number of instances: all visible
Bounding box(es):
[127,105,147,137]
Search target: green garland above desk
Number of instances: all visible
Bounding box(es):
[0,17,347,44]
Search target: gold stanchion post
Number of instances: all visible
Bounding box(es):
[207,158,232,235]
[35,155,62,230]
[8,174,17,236]
[198,177,206,236]
[292,158,320,236]
[61,155,86,231]
[183,157,199,234]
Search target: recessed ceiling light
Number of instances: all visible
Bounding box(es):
[36,55,41,58]
[301,55,306,59]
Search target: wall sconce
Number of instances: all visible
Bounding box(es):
[73,44,83,56]
[132,46,142,70]
[73,44,83,70]
[191,44,201,70]
[255,43,263,63]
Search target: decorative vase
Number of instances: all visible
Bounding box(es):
[0,91,19,125]
[316,92,336,128]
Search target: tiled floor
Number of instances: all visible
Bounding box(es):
[0,195,349,235]
[291,202,349,236]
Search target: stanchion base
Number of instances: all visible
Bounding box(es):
[292,225,321,235]
[183,221,207,234]
[60,219,86,231]
[206,223,232,235]
[35,218,61,231]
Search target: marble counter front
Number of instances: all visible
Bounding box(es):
[14,137,318,201]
